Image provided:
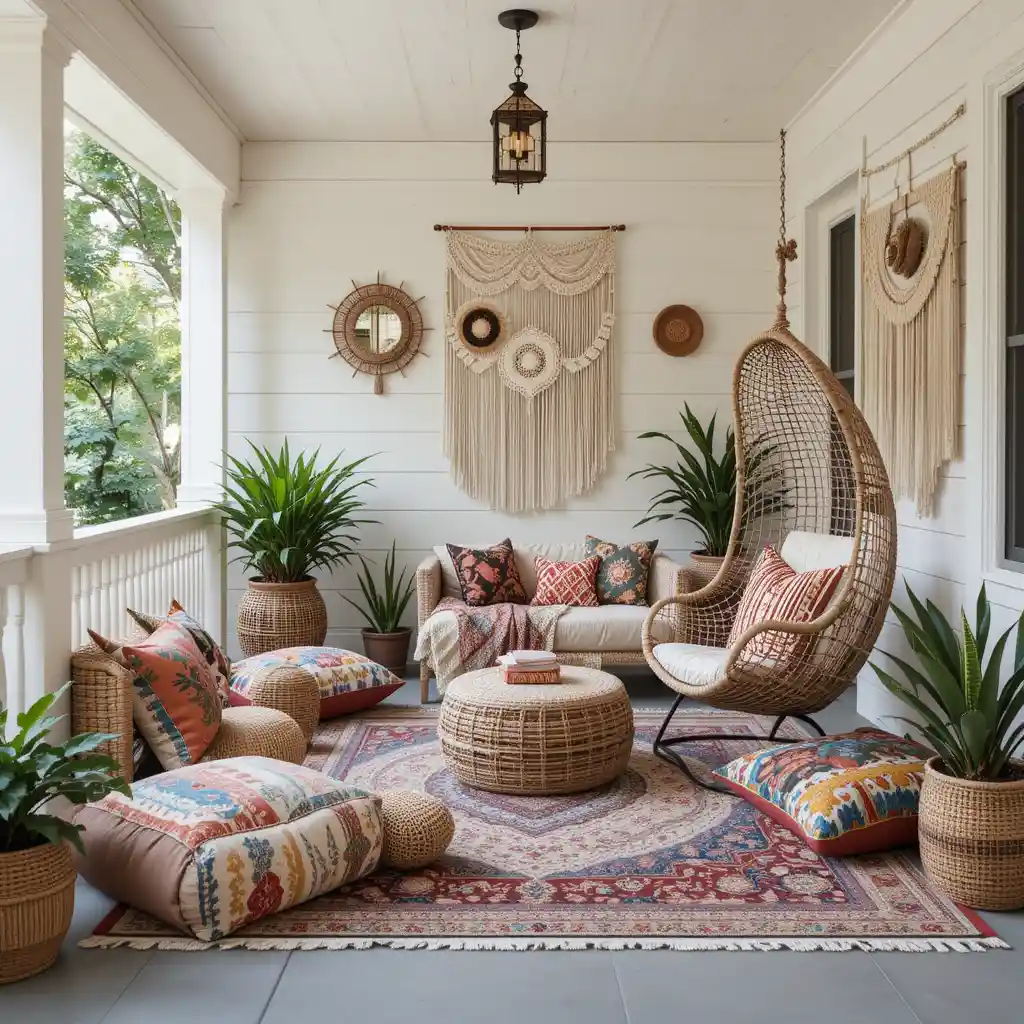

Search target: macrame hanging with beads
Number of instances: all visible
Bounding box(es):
[443,229,617,513]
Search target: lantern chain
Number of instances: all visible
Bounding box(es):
[514,28,523,80]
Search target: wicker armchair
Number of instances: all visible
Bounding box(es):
[71,645,307,783]
[641,328,897,787]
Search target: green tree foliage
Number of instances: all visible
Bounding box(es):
[63,129,181,524]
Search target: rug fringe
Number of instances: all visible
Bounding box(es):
[78,935,1011,953]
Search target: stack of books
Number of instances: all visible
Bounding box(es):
[497,650,561,685]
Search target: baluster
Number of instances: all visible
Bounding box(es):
[115,552,128,637]
[143,542,155,614]
[100,556,112,638]
[71,564,83,652]
[6,584,25,720]
[0,588,7,716]
[89,560,102,638]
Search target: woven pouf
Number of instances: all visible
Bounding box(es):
[379,790,455,870]
[438,666,634,796]
[201,707,306,765]
[227,662,320,740]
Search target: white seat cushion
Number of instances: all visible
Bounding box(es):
[554,605,673,652]
[651,642,730,687]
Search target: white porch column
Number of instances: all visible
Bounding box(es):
[0,18,74,545]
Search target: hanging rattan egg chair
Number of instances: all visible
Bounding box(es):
[641,131,898,789]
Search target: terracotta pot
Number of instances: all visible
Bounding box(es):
[236,578,328,658]
[362,628,412,674]
[0,842,76,984]
[919,757,1024,910]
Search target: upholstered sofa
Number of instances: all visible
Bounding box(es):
[415,542,689,702]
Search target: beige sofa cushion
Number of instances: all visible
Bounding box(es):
[651,642,730,687]
[554,605,674,652]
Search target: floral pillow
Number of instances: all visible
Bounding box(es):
[713,729,930,855]
[129,600,231,706]
[531,557,601,607]
[446,538,527,606]
[585,536,659,606]
[114,621,223,771]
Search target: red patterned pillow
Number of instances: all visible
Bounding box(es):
[531,556,601,607]
[446,538,527,607]
[727,545,845,664]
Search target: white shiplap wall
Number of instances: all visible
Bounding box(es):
[785,0,1024,726]
[225,141,777,656]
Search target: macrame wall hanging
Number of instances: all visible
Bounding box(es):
[442,228,617,513]
[860,107,964,516]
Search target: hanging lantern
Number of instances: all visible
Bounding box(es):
[492,10,546,193]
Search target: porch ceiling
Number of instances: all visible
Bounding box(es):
[128,0,899,143]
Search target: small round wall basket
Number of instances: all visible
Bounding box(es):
[454,300,506,355]
[328,275,427,394]
[653,304,703,357]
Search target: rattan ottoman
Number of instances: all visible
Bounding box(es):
[437,666,634,796]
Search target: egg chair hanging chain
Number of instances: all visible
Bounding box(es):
[774,128,799,330]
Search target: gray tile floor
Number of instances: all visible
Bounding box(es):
[4,672,1021,1024]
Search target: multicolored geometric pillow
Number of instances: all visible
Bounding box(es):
[117,622,224,771]
[584,536,659,606]
[230,646,404,720]
[713,729,931,855]
[531,556,601,607]
[128,600,231,706]
[446,538,527,606]
[727,545,844,665]
[72,757,383,941]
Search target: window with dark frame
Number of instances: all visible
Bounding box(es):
[829,214,857,535]
[1005,83,1024,564]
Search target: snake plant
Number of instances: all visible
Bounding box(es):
[342,542,415,634]
[872,583,1024,780]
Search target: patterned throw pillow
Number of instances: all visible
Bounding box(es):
[584,536,659,606]
[230,646,404,720]
[713,729,931,855]
[446,538,527,606]
[531,557,601,607]
[129,601,231,706]
[117,621,224,771]
[727,545,844,664]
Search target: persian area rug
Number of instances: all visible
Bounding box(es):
[87,708,1006,952]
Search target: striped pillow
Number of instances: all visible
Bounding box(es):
[727,545,844,665]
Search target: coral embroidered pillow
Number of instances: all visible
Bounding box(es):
[446,538,527,606]
[727,545,844,665]
[585,536,659,606]
[712,729,930,855]
[128,600,231,706]
[119,621,224,771]
[531,556,601,607]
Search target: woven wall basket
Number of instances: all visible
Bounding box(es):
[0,842,76,984]
[919,758,1024,911]
[236,578,328,658]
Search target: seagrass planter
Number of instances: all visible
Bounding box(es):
[237,578,328,658]
[919,757,1024,911]
[0,842,76,984]
[362,628,411,674]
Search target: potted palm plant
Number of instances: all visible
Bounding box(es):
[1,684,129,983]
[343,542,415,673]
[216,440,375,657]
[872,583,1024,910]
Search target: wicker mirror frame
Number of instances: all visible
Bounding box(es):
[328,276,427,393]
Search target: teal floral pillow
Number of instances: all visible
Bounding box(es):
[585,536,659,606]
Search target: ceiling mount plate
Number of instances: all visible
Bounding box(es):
[498,9,539,31]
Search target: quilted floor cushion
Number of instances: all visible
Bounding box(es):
[230,646,404,720]
[73,757,383,941]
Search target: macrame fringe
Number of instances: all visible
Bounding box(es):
[79,934,1011,953]
[861,164,961,516]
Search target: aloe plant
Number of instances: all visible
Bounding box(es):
[1,684,130,853]
[215,440,376,583]
[872,583,1024,781]
[342,542,415,634]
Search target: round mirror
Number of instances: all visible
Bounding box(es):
[354,304,404,355]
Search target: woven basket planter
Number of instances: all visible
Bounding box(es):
[362,628,411,674]
[919,757,1024,911]
[236,578,328,658]
[0,842,76,985]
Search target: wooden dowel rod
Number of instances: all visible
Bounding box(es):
[433,224,626,232]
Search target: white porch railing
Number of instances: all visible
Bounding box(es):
[0,546,31,721]
[0,507,222,727]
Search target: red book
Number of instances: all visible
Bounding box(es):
[502,667,562,685]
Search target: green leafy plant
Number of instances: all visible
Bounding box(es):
[1,684,130,853]
[215,440,376,583]
[872,583,1024,781]
[343,542,415,634]
[629,404,786,557]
